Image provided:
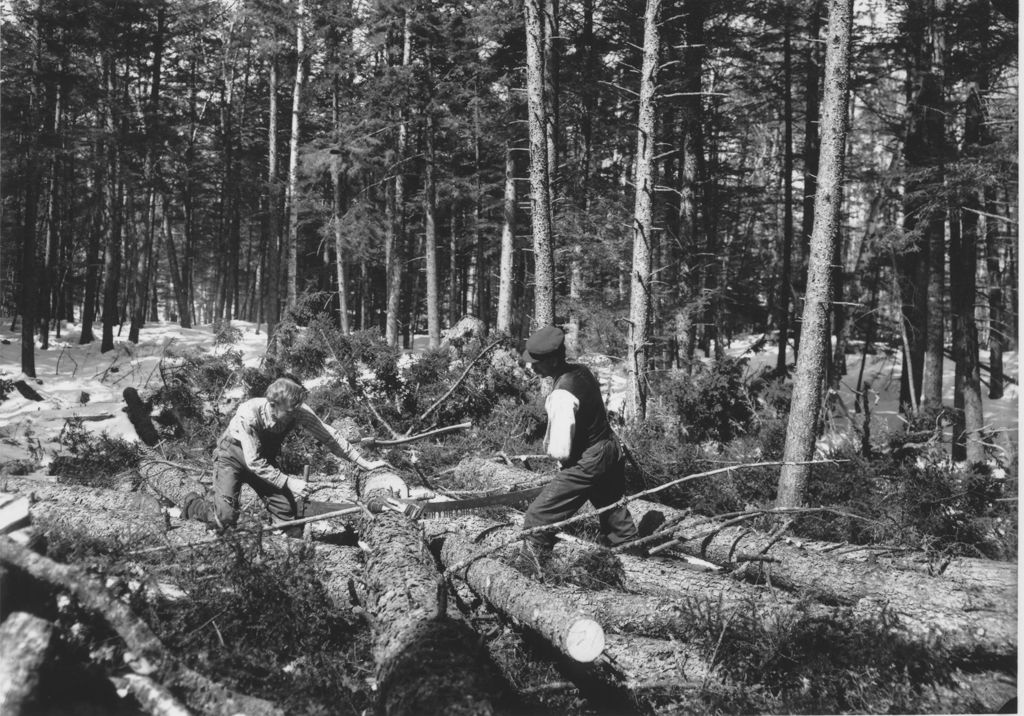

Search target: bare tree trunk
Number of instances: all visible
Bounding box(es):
[100,56,122,354]
[264,57,280,342]
[524,0,555,327]
[424,114,441,348]
[624,0,661,424]
[284,0,305,311]
[777,8,795,372]
[777,0,853,508]
[496,146,516,334]
[951,81,988,463]
[331,90,350,334]
[794,0,823,358]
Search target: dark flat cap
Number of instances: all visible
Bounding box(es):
[522,325,565,363]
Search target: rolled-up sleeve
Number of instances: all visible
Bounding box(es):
[545,389,579,462]
[227,404,287,489]
[293,405,363,464]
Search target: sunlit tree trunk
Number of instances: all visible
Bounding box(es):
[331,88,350,334]
[285,0,305,310]
[624,0,661,424]
[777,0,853,508]
[424,114,440,348]
[385,12,411,346]
[524,0,554,327]
[264,57,280,341]
[496,146,516,334]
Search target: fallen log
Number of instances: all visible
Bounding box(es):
[0,537,283,716]
[123,387,160,446]
[113,674,192,716]
[0,611,56,715]
[449,458,1018,662]
[434,531,605,662]
[2,477,164,515]
[358,505,515,715]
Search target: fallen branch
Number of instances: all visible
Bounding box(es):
[442,459,835,577]
[409,339,503,431]
[361,422,472,447]
[0,537,283,716]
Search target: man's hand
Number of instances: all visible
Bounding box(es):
[286,476,310,499]
[361,459,390,472]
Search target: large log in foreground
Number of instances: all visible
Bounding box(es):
[0,611,56,715]
[436,531,605,662]
[357,469,515,715]
[0,537,282,716]
[449,458,1018,662]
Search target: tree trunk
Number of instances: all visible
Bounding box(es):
[777,8,795,373]
[331,88,350,334]
[920,0,948,409]
[0,611,56,716]
[284,0,305,311]
[952,81,987,463]
[777,0,853,508]
[100,53,124,354]
[794,0,823,357]
[264,56,280,341]
[524,0,555,327]
[624,0,661,424]
[421,117,440,348]
[496,146,516,334]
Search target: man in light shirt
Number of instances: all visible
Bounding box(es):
[183,377,387,531]
[519,325,638,564]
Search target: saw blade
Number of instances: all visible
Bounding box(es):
[398,485,545,518]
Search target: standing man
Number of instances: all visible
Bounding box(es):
[519,325,639,565]
[183,377,388,532]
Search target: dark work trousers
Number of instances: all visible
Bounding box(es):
[185,438,298,531]
[522,437,638,552]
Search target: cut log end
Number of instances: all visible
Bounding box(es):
[565,618,605,663]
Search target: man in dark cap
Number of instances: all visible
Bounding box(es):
[519,325,639,567]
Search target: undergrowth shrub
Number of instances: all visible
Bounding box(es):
[694,603,963,714]
[49,418,143,487]
[648,357,767,443]
[138,540,372,715]
[0,375,14,402]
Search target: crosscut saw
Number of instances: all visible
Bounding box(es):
[302,485,544,520]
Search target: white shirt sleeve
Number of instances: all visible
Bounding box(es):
[545,389,579,462]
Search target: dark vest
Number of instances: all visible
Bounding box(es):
[553,364,613,464]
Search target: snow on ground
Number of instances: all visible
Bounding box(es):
[0,320,271,469]
[0,319,1019,472]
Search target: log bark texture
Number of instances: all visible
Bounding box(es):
[0,537,283,716]
[358,506,514,715]
[435,530,605,662]
[0,611,56,716]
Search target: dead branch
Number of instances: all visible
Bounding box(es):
[409,339,504,432]
[0,537,283,716]
[442,459,834,577]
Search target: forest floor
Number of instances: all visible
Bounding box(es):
[0,319,1018,470]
